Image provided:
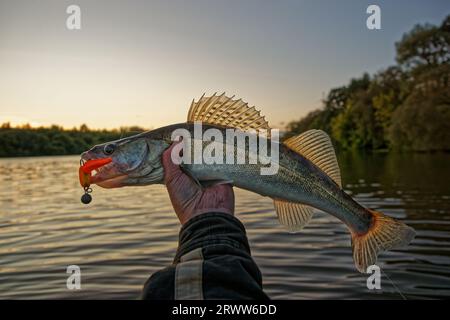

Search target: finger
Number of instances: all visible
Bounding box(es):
[162,141,201,196]
[213,184,235,208]
[162,142,184,181]
[166,174,202,216]
[196,184,235,215]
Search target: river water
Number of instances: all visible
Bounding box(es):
[0,152,449,299]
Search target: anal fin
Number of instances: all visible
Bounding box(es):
[274,199,314,233]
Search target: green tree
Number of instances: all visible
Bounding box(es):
[396,16,450,70]
[389,62,450,151]
[286,15,450,152]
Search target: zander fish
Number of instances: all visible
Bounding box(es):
[80,93,415,272]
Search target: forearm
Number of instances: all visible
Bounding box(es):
[141,212,268,300]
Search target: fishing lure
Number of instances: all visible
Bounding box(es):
[79,158,112,204]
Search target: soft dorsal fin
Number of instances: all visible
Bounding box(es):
[274,129,340,232]
[273,199,314,233]
[187,93,270,131]
[284,129,341,187]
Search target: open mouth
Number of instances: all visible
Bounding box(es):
[89,162,112,179]
[90,163,127,187]
[79,157,127,188]
[94,174,128,188]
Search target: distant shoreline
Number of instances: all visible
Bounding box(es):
[0,124,146,158]
[1,122,450,158]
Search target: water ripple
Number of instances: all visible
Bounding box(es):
[0,153,449,299]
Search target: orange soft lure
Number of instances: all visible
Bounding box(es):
[79,158,112,204]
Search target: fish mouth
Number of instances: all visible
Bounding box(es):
[94,174,128,188]
[80,140,149,188]
[80,154,128,188]
[88,162,127,188]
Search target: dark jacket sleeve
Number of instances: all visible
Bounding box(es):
[141,212,269,300]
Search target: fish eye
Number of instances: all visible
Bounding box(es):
[103,143,116,155]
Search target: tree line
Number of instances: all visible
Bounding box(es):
[1,16,448,157]
[0,124,146,157]
[285,15,450,152]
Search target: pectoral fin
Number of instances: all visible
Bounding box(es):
[180,165,233,189]
[199,179,234,188]
[179,165,203,189]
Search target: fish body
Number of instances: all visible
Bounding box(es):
[81,94,415,272]
[164,123,371,234]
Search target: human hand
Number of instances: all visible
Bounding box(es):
[162,142,235,225]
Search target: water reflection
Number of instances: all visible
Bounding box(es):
[0,153,449,299]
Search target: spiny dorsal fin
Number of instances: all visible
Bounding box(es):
[274,199,314,232]
[284,129,341,187]
[187,93,270,131]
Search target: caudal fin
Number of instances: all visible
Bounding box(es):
[351,210,416,273]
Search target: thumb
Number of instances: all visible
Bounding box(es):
[162,141,200,191]
[162,142,184,183]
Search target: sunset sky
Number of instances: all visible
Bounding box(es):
[0,0,448,129]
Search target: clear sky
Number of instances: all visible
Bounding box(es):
[0,0,448,129]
